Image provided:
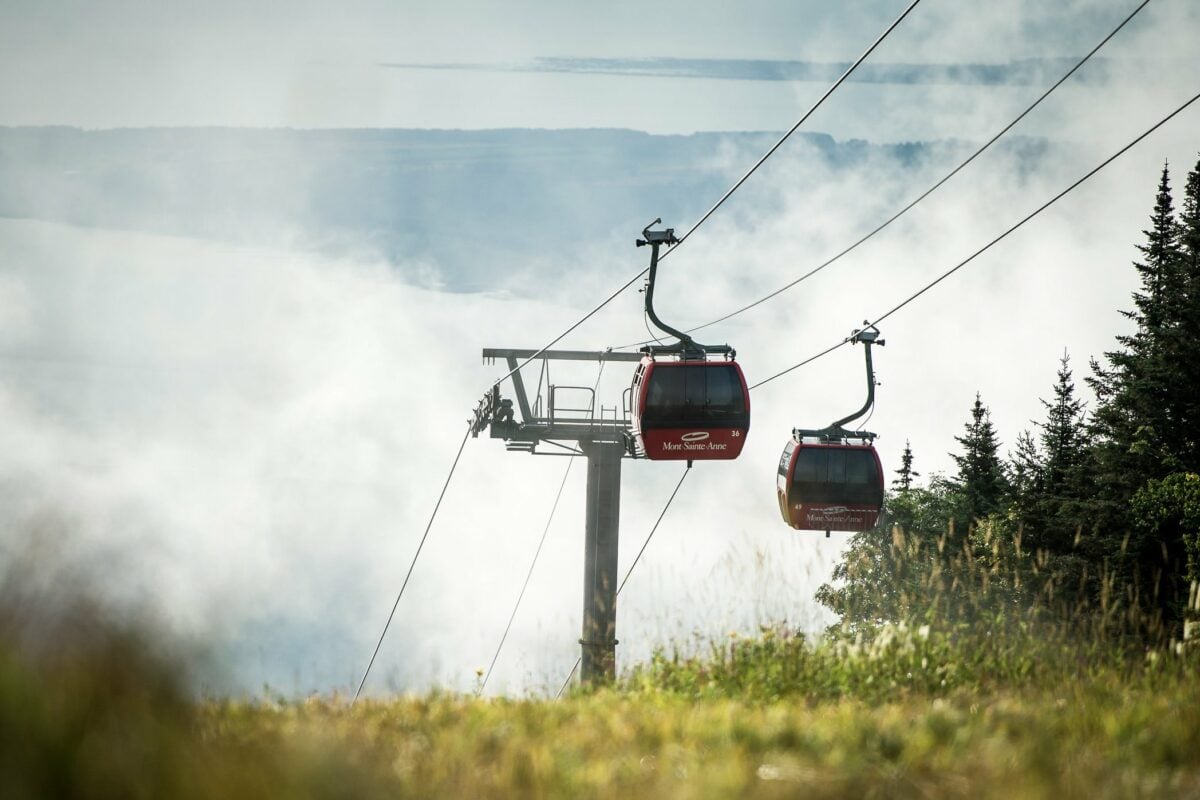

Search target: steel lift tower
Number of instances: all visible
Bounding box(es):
[470,347,643,685]
[470,221,740,687]
[468,220,739,690]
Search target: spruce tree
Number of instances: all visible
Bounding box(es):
[1138,162,1181,330]
[1007,429,1042,531]
[1088,163,1185,514]
[1086,161,1194,628]
[892,440,919,493]
[1176,155,1200,465]
[1180,155,1200,281]
[1037,352,1089,543]
[1040,355,1087,485]
[949,393,1008,526]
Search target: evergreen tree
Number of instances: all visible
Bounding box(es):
[1180,155,1200,281]
[1040,354,1087,488]
[1007,429,1042,530]
[892,440,919,493]
[997,353,1093,608]
[949,393,1008,527]
[1176,155,1200,465]
[1036,352,1089,544]
[886,440,923,539]
[1087,161,1194,628]
[1087,163,1185,514]
[1138,162,1181,330]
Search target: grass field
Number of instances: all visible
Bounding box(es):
[5,596,1199,799]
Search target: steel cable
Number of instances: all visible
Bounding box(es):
[556,463,691,698]
[615,0,1152,350]
[750,88,1200,391]
[478,361,608,694]
[492,0,925,387]
[353,423,472,703]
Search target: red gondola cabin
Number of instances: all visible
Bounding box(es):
[630,356,750,460]
[777,438,884,531]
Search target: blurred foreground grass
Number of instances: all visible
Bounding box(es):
[5,599,1200,799]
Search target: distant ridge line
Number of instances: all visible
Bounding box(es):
[380,55,1118,87]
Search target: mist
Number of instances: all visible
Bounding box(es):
[3,113,1197,696]
[1,0,1198,696]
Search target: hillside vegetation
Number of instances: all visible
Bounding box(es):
[4,589,1199,799]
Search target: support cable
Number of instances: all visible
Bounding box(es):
[492,0,924,386]
[749,88,1200,392]
[353,424,472,704]
[615,0,1151,350]
[478,456,577,695]
[556,463,692,698]
[663,0,924,254]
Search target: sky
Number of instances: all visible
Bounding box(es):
[1,0,1199,696]
[1,0,1195,133]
